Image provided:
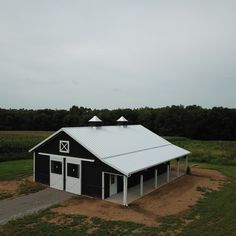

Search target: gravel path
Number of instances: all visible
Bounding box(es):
[0,188,74,225]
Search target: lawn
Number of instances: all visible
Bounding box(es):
[0,159,32,181]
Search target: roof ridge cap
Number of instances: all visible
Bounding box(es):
[102,144,172,160]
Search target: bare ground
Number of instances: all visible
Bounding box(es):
[52,167,226,226]
[0,176,34,198]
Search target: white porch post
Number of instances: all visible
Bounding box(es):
[167,164,170,183]
[33,152,35,182]
[123,175,128,206]
[140,174,143,196]
[185,156,188,173]
[177,159,180,177]
[155,169,158,188]
[102,172,105,200]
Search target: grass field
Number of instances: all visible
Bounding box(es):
[0,131,236,235]
[0,159,32,181]
[166,136,236,165]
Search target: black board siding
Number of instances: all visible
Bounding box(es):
[35,154,49,185]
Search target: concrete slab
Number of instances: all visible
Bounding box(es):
[106,169,185,205]
[0,188,74,225]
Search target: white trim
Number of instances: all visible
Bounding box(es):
[123,175,128,206]
[33,152,35,182]
[38,152,94,163]
[59,140,70,153]
[29,129,63,152]
[140,175,143,196]
[127,154,189,175]
[102,172,105,200]
[155,169,158,189]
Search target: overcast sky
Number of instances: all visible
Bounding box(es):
[0,1,235,110]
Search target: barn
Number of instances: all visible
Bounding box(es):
[29,116,190,206]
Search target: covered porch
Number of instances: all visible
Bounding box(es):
[104,156,188,206]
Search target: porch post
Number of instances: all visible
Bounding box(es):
[177,159,180,177]
[123,175,128,206]
[185,156,188,173]
[167,164,170,183]
[140,174,143,196]
[33,152,35,182]
[102,172,105,200]
[155,169,158,188]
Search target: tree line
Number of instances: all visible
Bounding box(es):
[0,105,236,140]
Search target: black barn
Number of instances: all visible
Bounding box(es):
[30,116,190,206]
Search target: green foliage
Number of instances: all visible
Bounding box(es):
[0,159,32,181]
[1,105,236,140]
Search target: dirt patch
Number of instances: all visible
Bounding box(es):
[0,180,20,195]
[0,176,39,199]
[52,167,226,226]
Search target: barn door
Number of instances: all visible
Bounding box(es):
[50,156,63,190]
[109,174,117,196]
[65,158,81,195]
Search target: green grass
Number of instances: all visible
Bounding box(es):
[0,131,52,162]
[166,136,236,165]
[0,159,32,181]
[180,165,236,236]
[0,209,160,236]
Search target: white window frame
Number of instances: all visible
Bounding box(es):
[59,140,70,153]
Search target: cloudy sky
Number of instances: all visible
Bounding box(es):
[0,1,235,109]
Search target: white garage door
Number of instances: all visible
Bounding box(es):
[50,155,64,191]
[65,159,81,195]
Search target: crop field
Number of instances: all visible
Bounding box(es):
[0,131,52,162]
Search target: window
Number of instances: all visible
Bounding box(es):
[67,163,80,178]
[51,161,62,175]
[110,175,115,184]
[59,140,70,153]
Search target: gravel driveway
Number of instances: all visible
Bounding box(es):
[0,188,74,225]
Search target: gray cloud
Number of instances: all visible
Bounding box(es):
[0,0,235,109]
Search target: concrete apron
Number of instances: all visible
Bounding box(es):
[106,169,185,205]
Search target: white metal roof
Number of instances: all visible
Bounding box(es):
[30,125,190,176]
[104,144,190,175]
